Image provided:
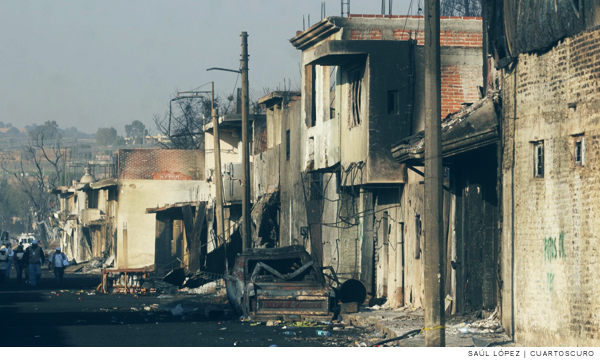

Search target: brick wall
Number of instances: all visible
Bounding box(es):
[392,29,482,47]
[350,28,382,40]
[502,25,600,346]
[118,149,204,180]
[348,16,482,119]
[441,64,482,118]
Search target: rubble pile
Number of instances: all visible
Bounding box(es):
[67,255,115,275]
[447,309,505,336]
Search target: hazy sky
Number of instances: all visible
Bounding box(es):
[0,0,414,135]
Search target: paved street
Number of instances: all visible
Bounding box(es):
[0,271,368,347]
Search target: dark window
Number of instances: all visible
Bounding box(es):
[309,172,323,201]
[88,191,99,209]
[573,135,585,167]
[388,90,399,114]
[329,66,337,119]
[108,187,118,201]
[533,141,544,178]
[286,130,290,161]
[348,67,362,127]
[415,214,421,259]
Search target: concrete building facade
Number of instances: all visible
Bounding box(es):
[289,15,484,308]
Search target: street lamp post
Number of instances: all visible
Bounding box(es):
[207,31,251,251]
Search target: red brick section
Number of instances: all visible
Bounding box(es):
[118,149,204,180]
[346,17,483,118]
[441,65,481,118]
[348,14,482,20]
[350,28,382,40]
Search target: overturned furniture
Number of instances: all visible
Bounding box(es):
[225,245,336,322]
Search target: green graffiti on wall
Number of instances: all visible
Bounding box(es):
[547,273,555,292]
[544,232,566,262]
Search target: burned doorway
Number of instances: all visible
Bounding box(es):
[303,172,324,267]
[453,144,499,313]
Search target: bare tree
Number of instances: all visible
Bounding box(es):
[1,121,64,242]
[440,0,481,17]
[154,94,232,150]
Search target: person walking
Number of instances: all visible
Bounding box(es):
[13,245,25,283]
[49,247,68,286]
[22,240,45,286]
[5,244,14,280]
[0,246,9,283]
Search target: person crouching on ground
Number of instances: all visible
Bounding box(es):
[22,240,44,286]
[0,246,9,283]
[13,245,25,283]
[49,247,68,286]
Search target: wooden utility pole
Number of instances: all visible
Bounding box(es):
[211,82,225,248]
[424,0,445,347]
[241,31,251,251]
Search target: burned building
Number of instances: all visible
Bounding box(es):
[289,15,484,308]
[392,93,501,316]
[203,113,265,258]
[52,149,209,271]
[253,92,303,250]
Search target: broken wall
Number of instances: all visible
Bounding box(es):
[279,98,309,248]
[116,180,209,269]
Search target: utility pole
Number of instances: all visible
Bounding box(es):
[240,31,251,251]
[211,83,226,251]
[424,0,445,347]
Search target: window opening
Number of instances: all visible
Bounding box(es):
[348,67,362,127]
[573,135,585,167]
[533,141,544,178]
[286,130,290,161]
[388,90,399,115]
[309,172,323,201]
[329,66,337,119]
[415,214,421,259]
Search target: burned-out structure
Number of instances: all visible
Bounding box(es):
[52,169,118,264]
[51,149,209,272]
[487,0,600,346]
[392,93,501,316]
[203,113,265,263]
[289,15,484,309]
[253,92,303,249]
[146,201,207,275]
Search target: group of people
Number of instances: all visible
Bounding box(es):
[0,240,70,286]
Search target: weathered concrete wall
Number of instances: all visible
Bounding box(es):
[116,180,209,269]
[318,173,363,283]
[253,147,280,201]
[501,26,600,346]
[205,128,242,200]
[400,169,425,309]
[279,99,308,247]
[373,188,403,307]
[266,106,282,150]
